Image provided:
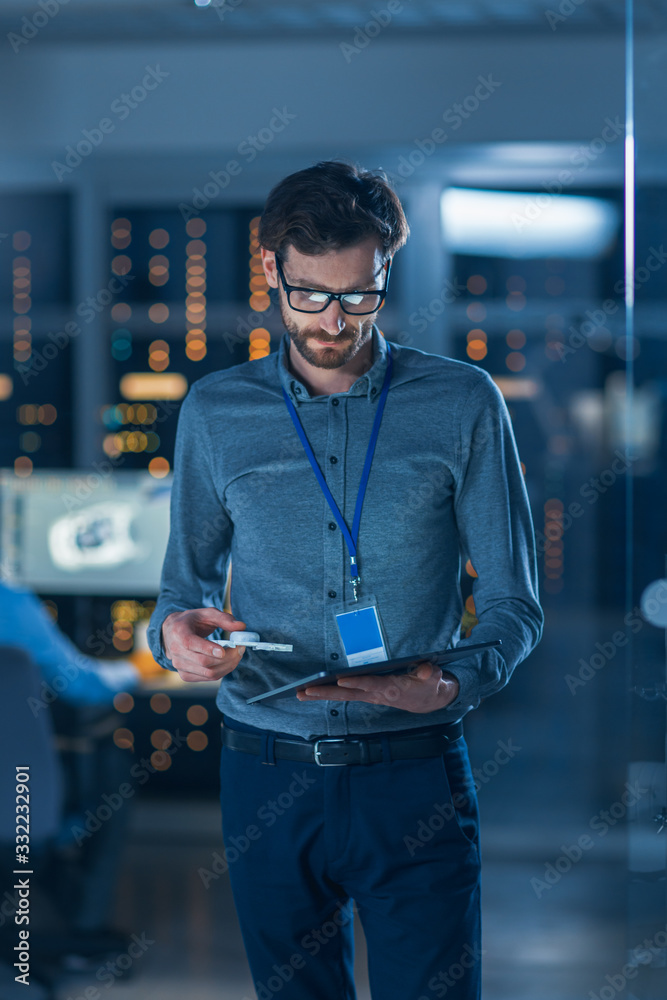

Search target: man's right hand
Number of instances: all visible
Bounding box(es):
[161,608,248,683]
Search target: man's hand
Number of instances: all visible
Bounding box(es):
[296,662,461,714]
[162,608,248,683]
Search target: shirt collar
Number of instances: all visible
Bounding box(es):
[278,324,389,406]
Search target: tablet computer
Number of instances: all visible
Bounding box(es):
[245,639,502,705]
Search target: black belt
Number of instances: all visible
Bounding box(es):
[221,720,463,766]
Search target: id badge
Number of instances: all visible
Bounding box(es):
[333,593,391,667]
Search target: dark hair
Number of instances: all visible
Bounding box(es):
[257,158,409,265]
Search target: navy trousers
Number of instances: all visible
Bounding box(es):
[219,713,482,1000]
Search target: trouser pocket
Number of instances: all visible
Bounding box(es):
[435,739,481,850]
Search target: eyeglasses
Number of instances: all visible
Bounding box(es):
[274,254,391,315]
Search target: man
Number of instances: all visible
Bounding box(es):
[147,159,543,999]
[0,580,139,705]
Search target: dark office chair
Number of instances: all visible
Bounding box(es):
[0,645,65,998]
[0,645,64,840]
[0,646,136,997]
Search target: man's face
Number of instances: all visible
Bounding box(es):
[261,237,387,370]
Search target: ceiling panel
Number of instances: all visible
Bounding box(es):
[1,0,662,44]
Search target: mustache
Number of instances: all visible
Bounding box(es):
[307,336,353,344]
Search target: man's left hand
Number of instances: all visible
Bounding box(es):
[295,661,460,714]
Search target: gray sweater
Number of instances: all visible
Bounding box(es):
[147,325,543,739]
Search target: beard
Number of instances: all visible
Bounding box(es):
[278,295,375,370]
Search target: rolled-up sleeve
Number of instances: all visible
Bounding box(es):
[443,371,544,713]
[146,382,234,671]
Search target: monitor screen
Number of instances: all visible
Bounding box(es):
[0,469,171,595]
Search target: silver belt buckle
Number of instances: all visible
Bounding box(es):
[313,738,351,766]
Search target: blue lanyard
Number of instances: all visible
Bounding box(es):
[282,344,394,602]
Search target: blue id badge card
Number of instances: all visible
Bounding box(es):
[333,594,391,667]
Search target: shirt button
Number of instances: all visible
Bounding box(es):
[330,653,339,660]
[328,522,336,531]
[330,709,339,716]
[295,386,302,394]
[331,398,339,406]
[371,387,377,395]
[328,590,336,599]
[329,456,338,464]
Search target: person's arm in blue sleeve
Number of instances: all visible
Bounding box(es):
[0,582,139,706]
[146,381,234,672]
[443,371,544,714]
